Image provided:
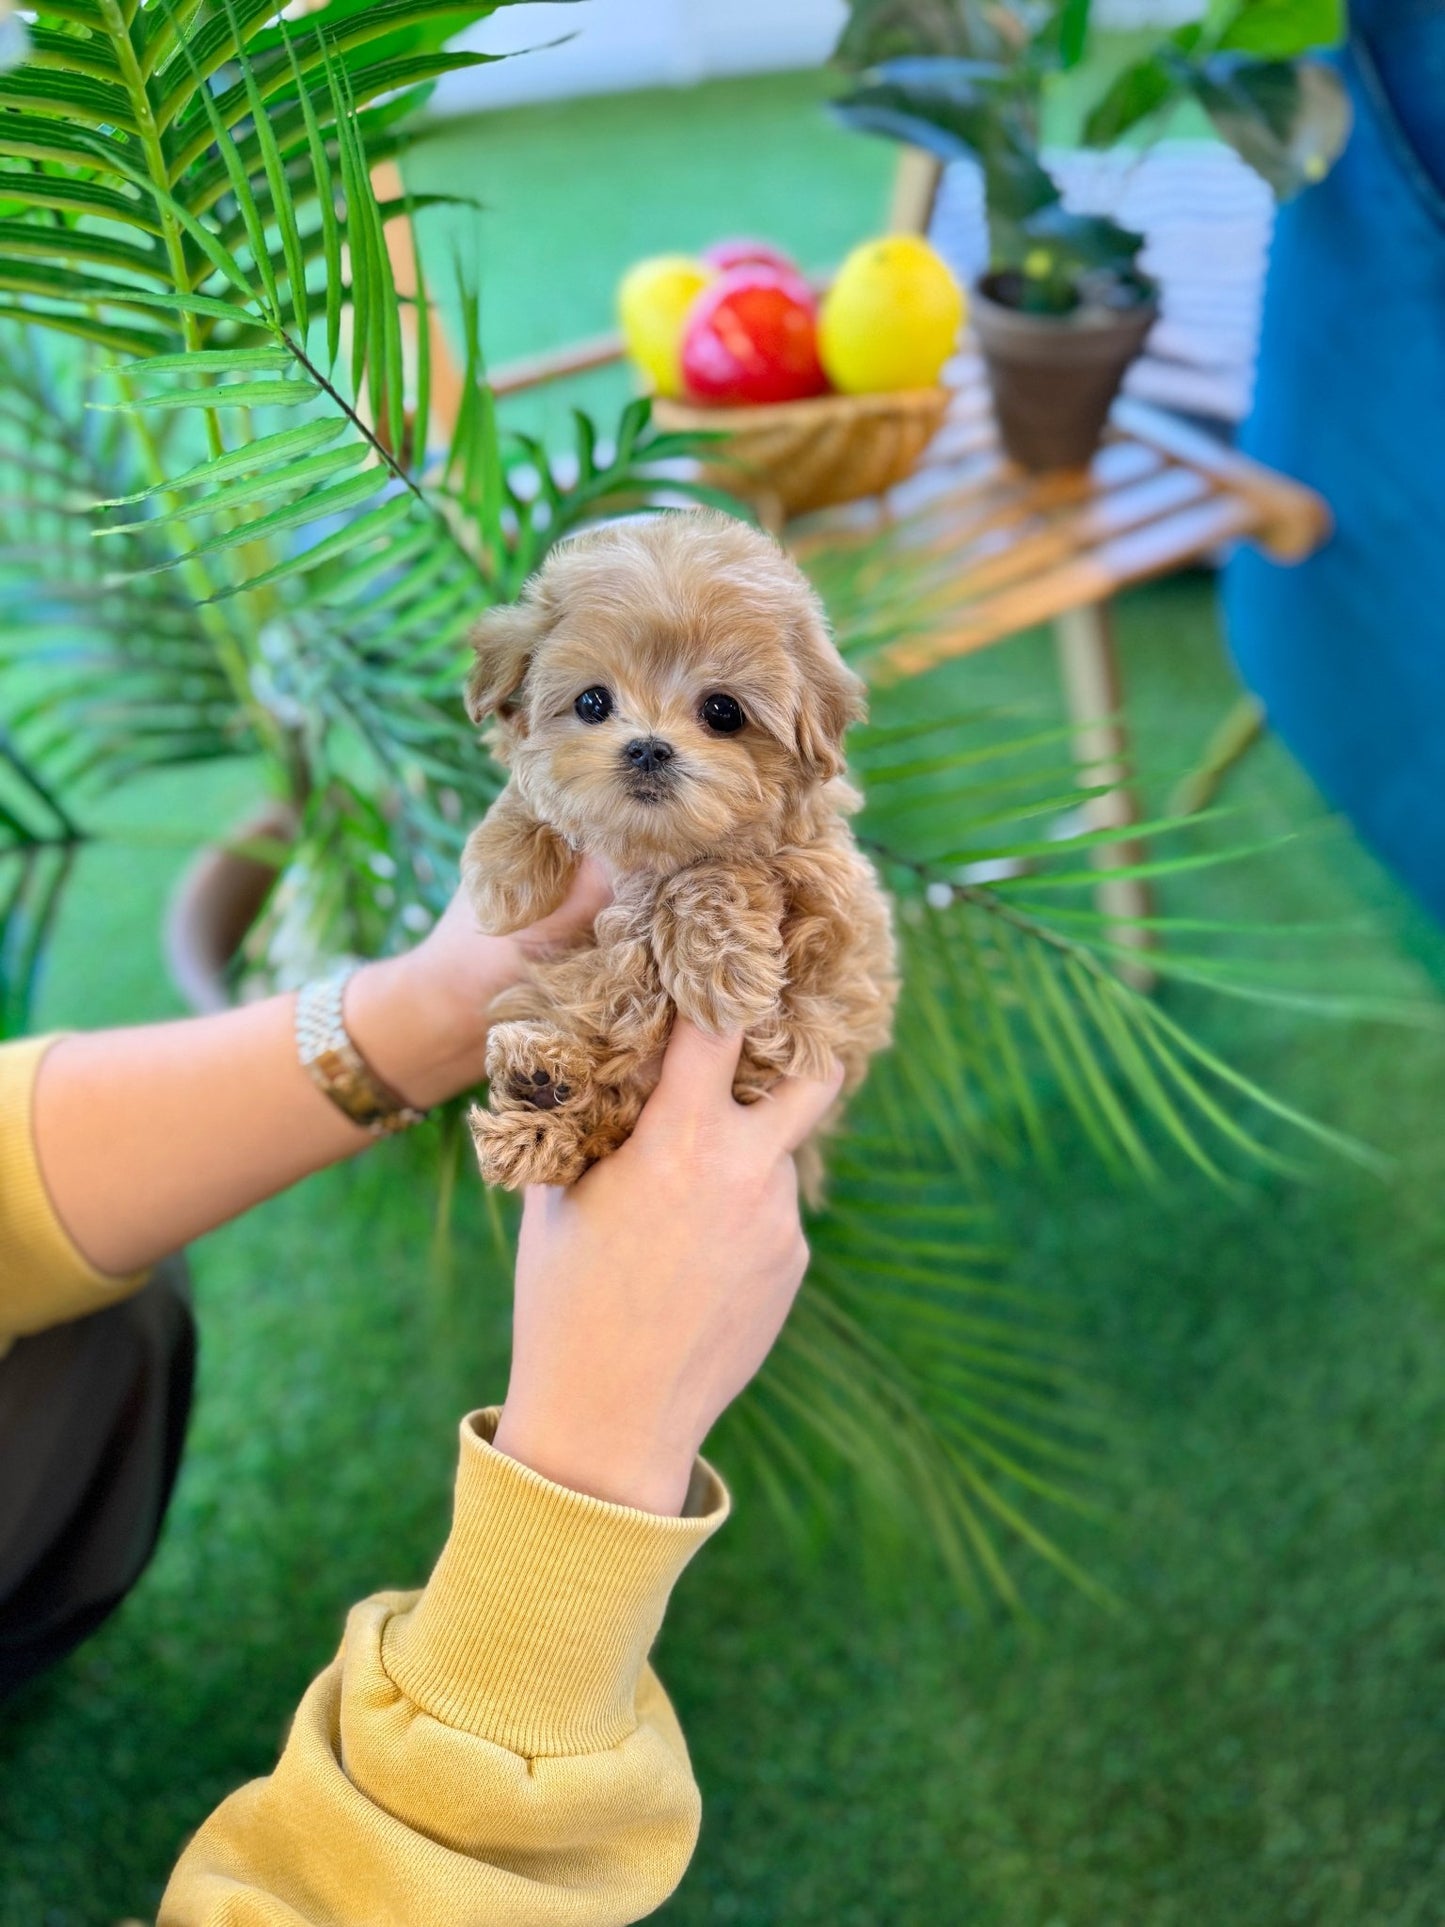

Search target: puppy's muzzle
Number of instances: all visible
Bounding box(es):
[621,736,675,803]
[623,737,673,774]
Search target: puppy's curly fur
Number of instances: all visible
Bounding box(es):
[462,511,898,1197]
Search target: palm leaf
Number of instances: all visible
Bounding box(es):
[720,1114,1115,1607]
[0,733,86,1038]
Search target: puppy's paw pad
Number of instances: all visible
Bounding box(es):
[510,1066,575,1111]
[485,1024,593,1115]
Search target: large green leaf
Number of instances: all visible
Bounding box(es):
[1208,0,1345,57]
[1190,55,1352,196]
[832,58,1058,228]
[1080,52,1178,146]
[1055,0,1092,70]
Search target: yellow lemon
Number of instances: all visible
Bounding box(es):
[617,254,714,397]
[819,236,965,394]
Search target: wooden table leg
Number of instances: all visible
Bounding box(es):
[888,147,944,236]
[1052,601,1157,990]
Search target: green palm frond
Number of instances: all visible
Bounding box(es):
[724,1119,1117,1609]
[844,679,1387,1189]
[687,517,1433,1600]
[0,327,237,789]
[0,8,719,967]
[0,731,85,1039]
[817,516,1418,1168]
[0,0,534,348]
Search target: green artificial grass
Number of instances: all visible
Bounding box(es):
[5,68,1445,1927]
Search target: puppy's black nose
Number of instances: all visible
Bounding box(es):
[624,737,674,773]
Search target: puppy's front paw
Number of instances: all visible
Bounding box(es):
[485,1022,595,1116]
[461,806,576,936]
[467,871,537,938]
[469,1103,590,1190]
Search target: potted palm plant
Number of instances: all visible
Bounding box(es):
[831,0,1352,469]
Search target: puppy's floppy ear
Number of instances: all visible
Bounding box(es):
[791,604,867,781]
[464,597,549,724]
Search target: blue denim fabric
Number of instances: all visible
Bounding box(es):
[1223,22,1445,919]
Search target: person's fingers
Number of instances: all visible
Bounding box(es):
[748,1058,845,1155]
[520,1183,549,1224]
[644,1017,745,1123]
[565,854,615,922]
[429,881,483,943]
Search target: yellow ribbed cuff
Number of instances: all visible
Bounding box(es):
[381,1409,728,1758]
[0,1035,146,1340]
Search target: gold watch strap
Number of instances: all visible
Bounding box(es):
[295,964,427,1137]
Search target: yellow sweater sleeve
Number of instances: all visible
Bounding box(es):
[161,1410,730,1926]
[0,1035,146,1345]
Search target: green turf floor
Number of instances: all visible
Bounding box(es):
[6,69,1445,1927]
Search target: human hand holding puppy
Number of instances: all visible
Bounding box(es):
[495,1018,844,1516]
[344,855,615,1110]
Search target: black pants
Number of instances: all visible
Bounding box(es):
[0,1259,195,1700]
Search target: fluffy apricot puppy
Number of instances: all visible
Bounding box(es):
[461,510,898,1197]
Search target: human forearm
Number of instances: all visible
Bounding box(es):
[34,963,474,1278]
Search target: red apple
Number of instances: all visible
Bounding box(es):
[680,267,828,406]
[701,237,800,277]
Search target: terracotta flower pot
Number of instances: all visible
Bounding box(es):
[164,802,296,1013]
[971,272,1158,473]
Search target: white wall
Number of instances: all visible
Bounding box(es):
[430,0,848,116]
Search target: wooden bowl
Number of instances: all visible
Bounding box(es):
[652,386,950,520]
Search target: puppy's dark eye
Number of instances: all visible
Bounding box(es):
[574,686,613,725]
[700,693,745,735]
